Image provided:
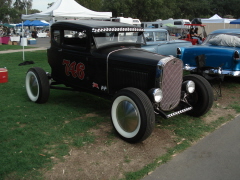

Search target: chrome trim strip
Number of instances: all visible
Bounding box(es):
[157,55,175,67]
[166,107,192,118]
[92,27,144,32]
[106,48,128,93]
[183,65,240,76]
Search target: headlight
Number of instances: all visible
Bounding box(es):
[177,47,181,56]
[149,88,163,103]
[183,80,195,93]
[234,51,240,60]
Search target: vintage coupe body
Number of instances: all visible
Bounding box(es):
[25,20,213,143]
[177,29,240,77]
[142,28,192,56]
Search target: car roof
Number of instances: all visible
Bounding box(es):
[144,28,167,32]
[210,29,240,35]
[52,20,144,32]
[184,24,206,27]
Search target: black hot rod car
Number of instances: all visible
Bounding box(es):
[25,20,213,143]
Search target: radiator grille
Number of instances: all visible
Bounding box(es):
[159,57,183,111]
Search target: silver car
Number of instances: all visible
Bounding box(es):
[142,28,192,57]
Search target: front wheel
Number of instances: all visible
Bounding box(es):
[25,67,50,103]
[183,74,213,117]
[111,88,155,143]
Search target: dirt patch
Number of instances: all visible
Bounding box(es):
[44,79,240,180]
[44,122,175,180]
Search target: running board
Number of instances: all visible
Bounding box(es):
[50,85,76,91]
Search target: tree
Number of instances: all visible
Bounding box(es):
[0,0,13,23]
[48,2,54,9]
[210,0,240,19]
[172,0,213,20]
[9,0,33,23]
[102,0,128,18]
[13,0,33,12]
[75,0,103,11]
[0,0,12,7]
[102,0,177,21]
[5,0,238,24]
[28,9,40,14]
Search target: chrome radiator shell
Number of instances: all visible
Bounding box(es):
[157,56,183,111]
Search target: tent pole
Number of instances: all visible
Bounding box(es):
[22,21,25,61]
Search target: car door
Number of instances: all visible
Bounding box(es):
[60,29,91,89]
[47,29,63,79]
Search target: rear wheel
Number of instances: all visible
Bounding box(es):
[26,67,50,103]
[183,74,213,117]
[111,88,155,143]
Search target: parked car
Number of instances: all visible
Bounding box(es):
[177,29,240,77]
[25,20,213,143]
[142,28,192,56]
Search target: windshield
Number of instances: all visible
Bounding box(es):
[203,33,240,47]
[93,31,145,48]
[144,31,168,42]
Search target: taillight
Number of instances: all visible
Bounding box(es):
[177,48,181,56]
[234,51,240,60]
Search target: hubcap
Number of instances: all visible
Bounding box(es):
[116,100,139,132]
[29,74,38,96]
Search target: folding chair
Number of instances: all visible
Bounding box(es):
[194,54,224,100]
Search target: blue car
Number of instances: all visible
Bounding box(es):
[177,29,240,77]
[142,28,192,57]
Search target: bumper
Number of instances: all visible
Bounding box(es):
[184,64,240,77]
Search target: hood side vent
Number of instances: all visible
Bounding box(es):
[109,68,149,92]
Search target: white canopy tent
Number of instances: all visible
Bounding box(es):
[200,14,236,34]
[201,14,235,24]
[21,0,112,21]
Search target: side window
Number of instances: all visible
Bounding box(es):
[53,30,60,45]
[63,29,87,49]
[144,32,154,42]
[155,32,167,41]
[174,21,182,25]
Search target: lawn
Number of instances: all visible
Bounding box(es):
[0,44,36,51]
[0,51,110,179]
[0,50,239,180]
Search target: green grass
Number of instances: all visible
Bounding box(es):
[229,102,240,113]
[0,51,110,179]
[0,45,36,51]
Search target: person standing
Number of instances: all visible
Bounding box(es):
[31,28,38,38]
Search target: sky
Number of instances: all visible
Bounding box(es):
[31,0,56,12]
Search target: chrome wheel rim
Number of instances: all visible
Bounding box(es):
[29,74,38,97]
[26,71,39,102]
[116,100,139,133]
